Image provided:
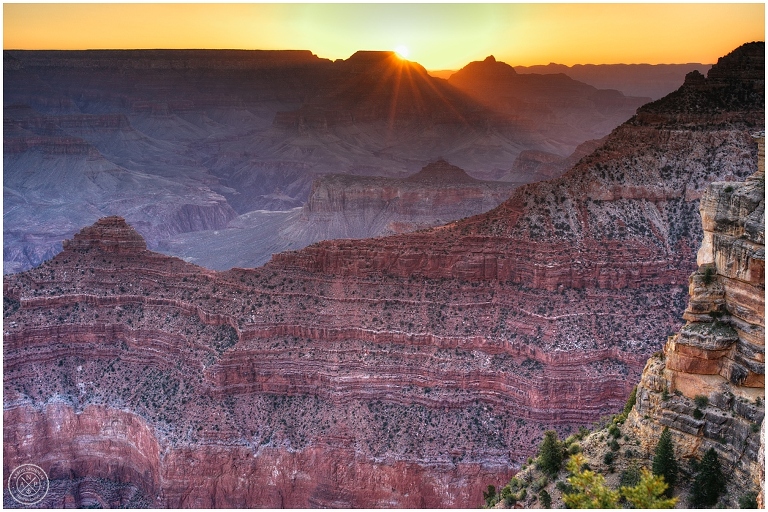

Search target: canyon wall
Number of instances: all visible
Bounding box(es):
[626,134,764,496]
[296,159,518,238]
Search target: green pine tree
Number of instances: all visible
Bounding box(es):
[563,454,677,509]
[689,448,726,508]
[538,489,552,508]
[652,427,678,497]
[623,385,638,417]
[482,484,496,507]
[563,454,620,508]
[621,468,677,509]
[537,430,563,476]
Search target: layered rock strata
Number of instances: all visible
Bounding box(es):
[627,135,764,499]
[298,159,519,238]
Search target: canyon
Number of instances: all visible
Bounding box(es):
[5,49,649,273]
[160,159,520,270]
[3,42,764,508]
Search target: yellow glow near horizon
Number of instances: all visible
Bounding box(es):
[3,4,764,69]
[395,45,410,59]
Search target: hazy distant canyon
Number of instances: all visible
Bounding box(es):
[4,50,706,272]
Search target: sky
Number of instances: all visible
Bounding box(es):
[3,3,765,70]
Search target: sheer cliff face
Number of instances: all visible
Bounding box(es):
[627,135,764,497]
[3,43,764,508]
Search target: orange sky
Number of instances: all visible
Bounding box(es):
[3,3,765,69]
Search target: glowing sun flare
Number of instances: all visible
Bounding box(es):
[394,45,409,59]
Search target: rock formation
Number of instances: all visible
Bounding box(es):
[3,42,764,508]
[159,159,521,270]
[288,159,518,237]
[626,133,764,501]
[504,138,606,184]
[479,140,764,512]
[448,56,649,150]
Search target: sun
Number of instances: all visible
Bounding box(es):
[394,45,410,59]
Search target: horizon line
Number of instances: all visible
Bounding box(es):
[3,47,718,70]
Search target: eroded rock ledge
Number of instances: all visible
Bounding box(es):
[627,135,764,502]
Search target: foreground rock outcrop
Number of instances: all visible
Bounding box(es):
[479,142,764,512]
[625,134,764,504]
[3,42,764,508]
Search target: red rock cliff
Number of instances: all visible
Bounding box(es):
[626,134,764,502]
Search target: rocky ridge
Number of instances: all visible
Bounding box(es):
[297,159,519,238]
[158,159,522,270]
[449,56,649,151]
[513,62,712,100]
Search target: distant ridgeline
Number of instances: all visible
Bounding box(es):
[5,47,649,273]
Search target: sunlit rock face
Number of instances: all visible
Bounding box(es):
[627,134,764,501]
[3,43,764,508]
